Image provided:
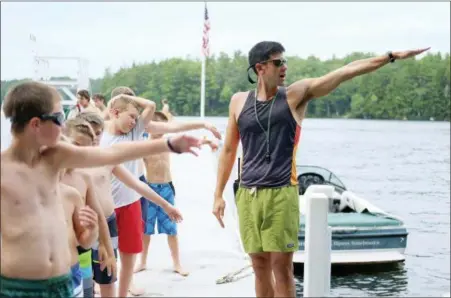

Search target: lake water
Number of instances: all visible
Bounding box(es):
[191,116,450,297]
[1,114,449,297]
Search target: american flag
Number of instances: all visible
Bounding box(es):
[202,3,210,57]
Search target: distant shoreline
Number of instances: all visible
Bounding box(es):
[178,115,450,123]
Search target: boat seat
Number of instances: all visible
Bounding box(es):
[299,190,342,214]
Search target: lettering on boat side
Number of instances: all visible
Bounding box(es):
[333,240,380,247]
[298,236,406,251]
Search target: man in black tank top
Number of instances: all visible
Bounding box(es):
[213,41,428,297]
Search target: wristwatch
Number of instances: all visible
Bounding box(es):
[387,51,396,63]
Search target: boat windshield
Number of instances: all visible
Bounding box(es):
[296,165,347,192]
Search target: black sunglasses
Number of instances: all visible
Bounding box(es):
[261,58,288,67]
[39,112,65,126]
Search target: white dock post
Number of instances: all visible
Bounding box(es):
[303,186,333,297]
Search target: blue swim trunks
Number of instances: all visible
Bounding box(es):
[139,176,177,236]
[70,262,83,297]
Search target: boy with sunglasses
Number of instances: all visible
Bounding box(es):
[214,41,429,298]
[0,81,203,298]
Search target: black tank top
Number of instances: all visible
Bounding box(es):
[237,87,301,188]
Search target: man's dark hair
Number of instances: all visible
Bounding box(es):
[247,41,285,83]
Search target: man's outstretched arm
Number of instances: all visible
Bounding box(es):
[288,48,430,105]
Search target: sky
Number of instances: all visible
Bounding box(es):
[1,2,450,81]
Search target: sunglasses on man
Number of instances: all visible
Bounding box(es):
[260,58,288,68]
[246,58,288,84]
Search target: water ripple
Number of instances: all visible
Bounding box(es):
[206,117,450,297]
[292,119,449,297]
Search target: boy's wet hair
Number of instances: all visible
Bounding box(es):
[111,95,140,112]
[153,111,168,122]
[3,81,61,134]
[77,111,105,129]
[110,86,141,113]
[111,86,135,98]
[64,118,95,142]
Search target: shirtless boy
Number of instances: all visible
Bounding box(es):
[0,81,203,298]
[60,175,99,298]
[73,112,184,297]
[100,87,221,296]
[61,119,117,298]
[135,112,219,277]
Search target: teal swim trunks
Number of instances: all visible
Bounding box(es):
[0,273,72,298]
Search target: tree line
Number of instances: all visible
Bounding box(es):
[1,51,450,121]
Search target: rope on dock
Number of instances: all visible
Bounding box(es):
[215,264,253,284]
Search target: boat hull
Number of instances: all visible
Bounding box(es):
[294,226,408,264]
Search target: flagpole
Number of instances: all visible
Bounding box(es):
[200,2,209,119]
[200,54,206,119]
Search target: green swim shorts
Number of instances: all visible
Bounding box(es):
[235,185,300,254]
[0,273,72,298]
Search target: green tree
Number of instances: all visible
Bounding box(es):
[2,51,449,121]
